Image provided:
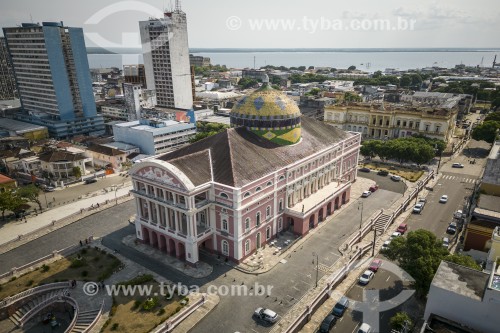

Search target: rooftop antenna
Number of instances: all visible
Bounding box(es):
[175,0,181,12]
[29,13,33,23]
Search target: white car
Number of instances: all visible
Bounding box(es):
[358,270,375,285]
[361,191,372,198]
[391,231,402,239]
[390,175,401,182]
[442,237,450,248]
[452,163,464,168]
[254,307,278,324]
[454,210,463,219]
[358,323,372,333]
[381,240,391,251]
[413,203,424,214]
[439,195,448,203]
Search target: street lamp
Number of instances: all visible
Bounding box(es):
[112,185,118,205]
[312,252,319,288]
[358,201,364,230]
[372,227,377,256]
[434,144,442,175]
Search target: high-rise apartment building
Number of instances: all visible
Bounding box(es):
[139,7,193,110]
[0,37,17,100]
[123,64,147,87]
[3,22,104,138]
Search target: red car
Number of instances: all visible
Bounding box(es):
[369,184,379,192]
[368,259,382,272]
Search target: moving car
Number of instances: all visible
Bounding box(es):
[454,210,463,219]
[442,237,450,249]
[369,184,379,192]
[377,170,389,176]
[381,240,391,251]
[359,167,371,173]
[85,178,97,184]
[368,259,382,272]
[319,314,337,332]
[397,223,408,234]
[359,270,375,285]
[439,195,448,203]
[413,203,424,214]
[390,175,401,182]
[358,323,372,333]
[362,191,372,198]
[43,186,55,192]
[391,231,402,239]
[452,163,464,168]
[253,307,278,324]
[447,222,457,235]
[332,296,350,317]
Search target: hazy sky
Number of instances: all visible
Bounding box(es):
[1,0,499,49]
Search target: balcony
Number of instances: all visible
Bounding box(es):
[286,181,350,218]
[131,189,188,210]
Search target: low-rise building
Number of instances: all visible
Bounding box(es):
[38,150,90,180]
[0,173,17,192]
[123,64,146,87]
[85,144,128,170]
[189,54,211,67]
[481,140,500,196]
[113,119,196,155]
[424,260,500,333]
[0,118,48,140]
[324,102,457,142]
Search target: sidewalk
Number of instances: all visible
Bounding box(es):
[229,177,376,275]
[0,185,133,252]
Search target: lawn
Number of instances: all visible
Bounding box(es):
[101,275,188,333]
[362,163,424,182]
[0,247,121,300]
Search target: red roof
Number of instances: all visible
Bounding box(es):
[0,173,15,184]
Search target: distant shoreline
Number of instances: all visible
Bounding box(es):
[87,47,500,55]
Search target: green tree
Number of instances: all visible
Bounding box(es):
[16,184,43,211]
[344,92,362,102]
[399,75,412,88]
[372,70,383,79]
[72,166,82,179]
[238,77,258,89]
[484,112,500,122]
[306,87,321,96]
[347,65,356,71]
[444,254,481,270]
[384,229,449,296]
[390,312,413,331]
[471,120,500,143]
[0,190,27,219]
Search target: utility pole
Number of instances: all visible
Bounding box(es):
[312,252,319,288]
[372,228,377,256]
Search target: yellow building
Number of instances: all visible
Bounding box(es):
[0,173,17,192]
[0,118,48,140]
[324,102,457,142]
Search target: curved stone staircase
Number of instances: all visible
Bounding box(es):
[9,288,69,326]
[70,308,101,333]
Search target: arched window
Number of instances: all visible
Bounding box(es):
[220,192,228,199]
[266,181,273,187]
[278,175,285,181]
[221,240,229,256]
[266,226,271,240]
[243,192,251,198]
[278,217,283,231]
[256,212,261,226]
[255,186,262,192]
[279,199,283,212]
[245,240,250,254]
[266,206,271,218]
[222,219,228,231]
[245,218,250,231]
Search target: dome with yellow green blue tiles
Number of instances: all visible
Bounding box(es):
[230,77,301,146]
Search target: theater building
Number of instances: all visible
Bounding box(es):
[129,81,361,265]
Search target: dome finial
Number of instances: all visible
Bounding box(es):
[262,74,269,86]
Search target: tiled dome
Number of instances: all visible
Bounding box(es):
[230,83,301,145]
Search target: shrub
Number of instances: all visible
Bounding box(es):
[110,323,119,331]
[0,285,3,291]
[157,308,166,316]
[81,271,88,277]
[26,280,34,287]
[93,256,100,262]
[41,264,50,272]
[70,258,86,268]
[142,297,159,311]
[80,249,87,255]
[118,274,153,286]
[131,300,141,310]
[9,277,16,282]
[175,306,182,313]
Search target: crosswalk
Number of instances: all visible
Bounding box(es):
[441,174,476,183]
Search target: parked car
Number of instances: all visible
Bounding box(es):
[253,307,278,324]
[439,195,448,203]
[358,323,372,333]
[369,184,379,192]
[368,259,383,272]
[390,175,401,182]
[43,186,55,192]
[447,222,457,235]
[452,163,464,168]
[85,178,97,184]
[359,270,375,285]
[397,223,408,234]
[332,296,350,317]
[442,237,450,249]
[359,167,371,173]
[454,210,463,219]
[391,231,402,239]
[361,191,372,198]
[377,170,389,176]
[418,197,427,203]
[413,203,424,214]
[381,240,391,251]
[319,314,337,332]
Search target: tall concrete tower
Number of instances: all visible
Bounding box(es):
[0,37,17,100]
[139,4,193,110]
[3,22,104,138]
